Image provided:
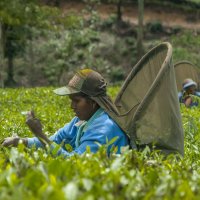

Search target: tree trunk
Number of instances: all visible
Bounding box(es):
[137,0,144,60]
[117,0,122,22]
[5,53,16,87]
[4,24,17,87]
[28,35,36,86]
[0,23,5,88]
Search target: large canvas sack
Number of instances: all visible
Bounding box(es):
[174,61,200,91]
[108,42,184,156]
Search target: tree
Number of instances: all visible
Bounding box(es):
[108,0,124,23]
[0,0,78,87]
[116,0,123,22]
[0,23,5,87]
[137,0,144,60]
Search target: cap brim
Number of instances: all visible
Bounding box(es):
[183,81,197,89]
[53,86,80,96]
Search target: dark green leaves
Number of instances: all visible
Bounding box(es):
[0,87,200,199]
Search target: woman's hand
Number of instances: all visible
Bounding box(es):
[2,137,27,147]
[26,111,51,145]
[26,111,43,137]
[184,96,192,107]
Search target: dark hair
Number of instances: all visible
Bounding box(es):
[77,92,90,98]
[73,92,92,102]
[76,92,100,108]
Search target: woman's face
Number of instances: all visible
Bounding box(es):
[186,85,196,95]
[69,94,97,121]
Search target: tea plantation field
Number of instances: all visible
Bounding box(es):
[0,87,200,200]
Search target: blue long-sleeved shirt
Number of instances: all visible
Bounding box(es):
[27,108,129,157]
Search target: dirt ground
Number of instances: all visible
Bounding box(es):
[61,1,200,30]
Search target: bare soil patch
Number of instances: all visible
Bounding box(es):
[60,1,200,30]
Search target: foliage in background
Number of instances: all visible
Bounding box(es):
[1,0,200,87]
[12,4,137,87]
[1,87,200,199]
[0,0,81,87]
[170,30,200,65]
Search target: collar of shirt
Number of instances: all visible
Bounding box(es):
[75,108,104,148]
[75,108,104,129]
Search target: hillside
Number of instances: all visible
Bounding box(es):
[2,0,200,87]
[61,1,200,30]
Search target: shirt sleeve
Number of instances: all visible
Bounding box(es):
[48,133,107,158]
[50,114,129,158]
[45,123,107,157]
[28,114,129,158]
[49,117,78,145]
[27,117,79,149]
[71,117,129,155]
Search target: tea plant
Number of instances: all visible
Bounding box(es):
[0,87,200,199]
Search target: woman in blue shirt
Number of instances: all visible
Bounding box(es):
[2,69,129,157]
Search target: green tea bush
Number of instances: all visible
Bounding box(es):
[1,87,200,199]
[170,30,200,65]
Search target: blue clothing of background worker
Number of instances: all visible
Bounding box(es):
[2,69,129,156]
[178,91,200,107]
